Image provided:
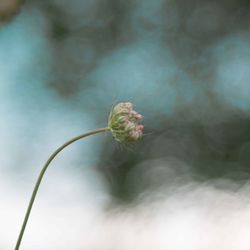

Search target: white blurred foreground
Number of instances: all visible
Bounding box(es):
[2,176,250,249]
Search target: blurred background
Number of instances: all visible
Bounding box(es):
[1,0,250,249]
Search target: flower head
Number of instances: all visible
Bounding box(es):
[108,102,144,143]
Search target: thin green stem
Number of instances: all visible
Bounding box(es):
[15,127,109,250]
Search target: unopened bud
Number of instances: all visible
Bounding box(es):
[108,102,144,143]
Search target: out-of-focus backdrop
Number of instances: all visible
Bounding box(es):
[1,0,250,249]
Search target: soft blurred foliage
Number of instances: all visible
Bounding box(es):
[1,0,250,249]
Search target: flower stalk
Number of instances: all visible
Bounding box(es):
[15,127,109,250]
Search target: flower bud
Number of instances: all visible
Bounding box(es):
[108,102,144,143]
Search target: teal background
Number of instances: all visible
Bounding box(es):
[1,0,250,249]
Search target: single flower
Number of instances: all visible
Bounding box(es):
[15,101,144,250]
[108,102,144,143]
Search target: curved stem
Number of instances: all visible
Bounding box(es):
[15,127,109,250]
